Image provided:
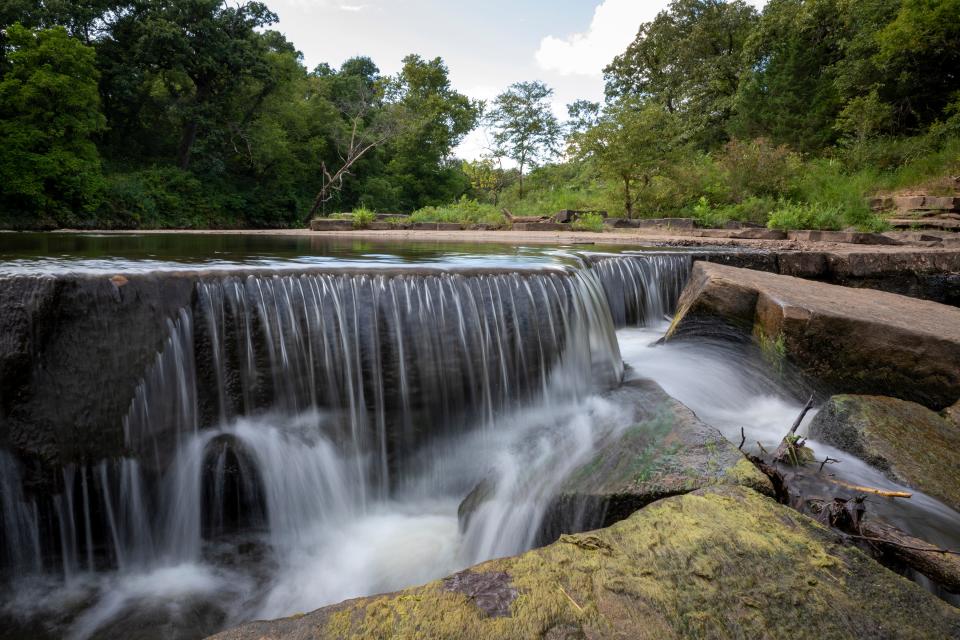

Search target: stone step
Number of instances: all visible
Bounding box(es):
[889,218,960,230]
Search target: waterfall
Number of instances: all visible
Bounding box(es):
[0,265,625,577]
[589,254,692,326]
[0,450,42,577]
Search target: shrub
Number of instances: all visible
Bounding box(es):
[571,212,606,232]
[716,138,801,202]
[351,206,376,229]
[411,197,506,227]
[767,201,844,230]
[690,197,729,228]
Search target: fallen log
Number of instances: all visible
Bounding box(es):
[808,497,960,591]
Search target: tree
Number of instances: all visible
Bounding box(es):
[604,0,758,148]
[874,0,960,130]
[485,81,562,198]
[0,24,105,227]
[380,55,480,210]
[98,0,278,169]
[307,58,400,220]
[569,100,681,218]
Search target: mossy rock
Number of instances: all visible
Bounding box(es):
[458,378,772,543]
[808,394,960,511]
[540,378,773,540]
[209,486,960,640]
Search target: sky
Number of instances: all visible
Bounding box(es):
[269,0,767,160]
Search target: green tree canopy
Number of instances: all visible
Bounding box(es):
[604,0,758,148]
[0,24,105,227]
[485,81,562,198]
[569,100,681,218]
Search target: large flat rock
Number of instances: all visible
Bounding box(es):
[667,262,960,409]
[458,378,772,543]
[808,395,960,511]
[208,486,960,640]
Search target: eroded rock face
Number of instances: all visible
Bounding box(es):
[667,262,960,410]
[207,486,960,640]
[0,273,195,474]
[808,395,960,511]
[538,378,773,541]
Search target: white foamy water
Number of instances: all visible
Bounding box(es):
[618,323,960,549]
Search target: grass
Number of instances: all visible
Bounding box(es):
[570,212,606,232]
[410,198,507,228]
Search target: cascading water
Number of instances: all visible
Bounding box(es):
[2,244,956,639]
[0,262,631,639]
[589,253,692,326]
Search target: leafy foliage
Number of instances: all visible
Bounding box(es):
[0,24,105,228]
[485,81,562,197]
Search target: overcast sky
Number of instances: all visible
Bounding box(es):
[269,0,766,160]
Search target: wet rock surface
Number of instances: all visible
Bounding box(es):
[456,377,772,543]
[667,262,960,409]
[0,273,195,475]
[207,486,960,640]
[808,395,960,511]
[538,378,773,541]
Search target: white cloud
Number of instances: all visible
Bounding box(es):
[535,0,665,76]
[338,4,367,11]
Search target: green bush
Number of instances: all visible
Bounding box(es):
[690,197,729,228]
[351,206,376,229]
[411,197,506,227]
[98,167,242,228]
[766,201,844,230]
[571,212,606,232]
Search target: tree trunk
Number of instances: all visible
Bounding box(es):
[178,120,198,170]
[623,176,633,219]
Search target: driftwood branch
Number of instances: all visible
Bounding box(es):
[824,477,912,498]
[773,395,815,465]
[738,427,746,451]
[818,456,839,473]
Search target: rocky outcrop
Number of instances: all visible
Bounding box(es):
[0,273,195,473]
[538,378,772,540]
[458,378,772,542]
[808,395,960,511]
[208,486,960,640]
[666,262,960,409]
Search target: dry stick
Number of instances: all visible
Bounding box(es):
[844,532,960,556]
[818,456,840,473]
[773,395,815,462]
[738,427,746,451]
[826,477,912,498]
[558,586,584,613]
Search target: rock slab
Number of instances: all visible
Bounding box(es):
[808,395,960,511]
[540,378,773,540]
[667,262,960,409]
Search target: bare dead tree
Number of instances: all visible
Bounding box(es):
[306,90,407,224]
